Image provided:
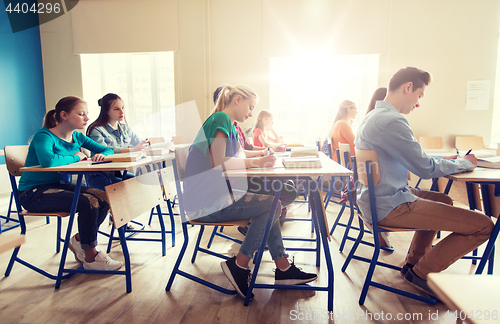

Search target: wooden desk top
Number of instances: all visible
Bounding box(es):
[224,153,352,178]
[427,273,500,324]
[447,167,500,182]
[20,153,174,173]
[0,234,25,254]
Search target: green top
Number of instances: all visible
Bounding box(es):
[18,127,114,191]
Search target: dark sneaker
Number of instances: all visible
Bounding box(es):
[404,268,437,298]
[237,226,248,236]
[221,257,254,299]
[275,260,317,285]
[400,263,414,277]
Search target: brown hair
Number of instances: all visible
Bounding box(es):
[366,87,387,115]
[43,96,86,128]
[253,109,272,132]
[388,67,431,92]
[86,93,122,136]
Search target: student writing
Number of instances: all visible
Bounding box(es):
[17,96,122,271]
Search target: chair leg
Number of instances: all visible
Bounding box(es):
[118,226,132,292]
[56,217,62,253]
[148,207,154,225]
[329,204,346,235]
[339,205,355,253]
[166,223,190,291]
[342,217,365,272]
[166,199,175,247]
[358,234,381,305]
[107,226,115,253]
[156,205,167,256]
[207,226,218,249]
[191,225,205,263]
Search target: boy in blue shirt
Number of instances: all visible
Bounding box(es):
[355,67,493,296]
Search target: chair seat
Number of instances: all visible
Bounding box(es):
[20,210,70,217]
[189,219,250,227]
[362,219,426,232]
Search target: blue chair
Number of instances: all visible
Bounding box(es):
[341,149,437,305]
[165,145,333,310]
[4,145,70,280]
[165,145,248,296]
[0,191,20,233]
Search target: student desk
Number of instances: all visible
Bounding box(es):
[224,153,352,311]
[17,154,174,291]
[433,168,500,275]
[427,273,500,324]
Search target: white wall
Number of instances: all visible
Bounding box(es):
[38,0,500,149]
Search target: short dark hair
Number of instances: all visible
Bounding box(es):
[388,67,431,92]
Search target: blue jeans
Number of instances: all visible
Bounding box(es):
[19,183,109,250]
[86,171,135,191]
[196,191,287,260]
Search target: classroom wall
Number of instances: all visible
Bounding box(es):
[0,9,46,194]
[37,0,500,149]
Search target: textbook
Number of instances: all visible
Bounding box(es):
[289,146,319,158]
[282,157,321,168]
[104,151,146,162]
[477,156,500,169]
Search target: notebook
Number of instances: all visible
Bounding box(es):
[477,156,500,169]
[282,157,321,168]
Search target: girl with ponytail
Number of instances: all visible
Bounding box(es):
[184,84,317,299]
[18,96,122,271]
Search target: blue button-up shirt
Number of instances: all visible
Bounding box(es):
[88,123,142,155]
[354,101,474,223]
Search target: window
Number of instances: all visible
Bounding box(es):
[269,54,379,144]
[80,52,175,141]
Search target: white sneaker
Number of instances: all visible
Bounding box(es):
[68,234,85,263]
[83,251,123,271]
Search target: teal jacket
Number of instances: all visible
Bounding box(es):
[18,127,113,191]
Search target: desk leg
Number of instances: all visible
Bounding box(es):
[310,184,334,311]
[245,189,282,306]
[475,184,496,275]
[55,174,83,289]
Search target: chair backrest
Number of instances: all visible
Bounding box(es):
[419,136,443,149]
[338,143,352,169]
[354,149,380,187]
[172,135,185,145]
[4,145,28,177]
[485,184,500,218]
[174,144,190,181]
[455,136,484,151]
[149,137,166,144]
[105,171,164,229]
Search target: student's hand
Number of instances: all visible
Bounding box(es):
[274,145,286,153]
[258,155,276,167]
[132,142,148,152]
[463,153,478,167]
[444,154,459,160]
[91,154,106,162]
[74,152,87,161]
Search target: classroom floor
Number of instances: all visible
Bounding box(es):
[0,191,497,324]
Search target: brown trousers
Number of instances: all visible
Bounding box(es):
[378,189,494,279]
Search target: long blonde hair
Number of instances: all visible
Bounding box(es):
[211,84,258,115]
[328,100,356,138]
[253,109,272,133]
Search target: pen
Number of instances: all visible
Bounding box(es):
[456,148,459,154]
[268,147,270,155]
[92,160,112,165]
[465,149,472,156]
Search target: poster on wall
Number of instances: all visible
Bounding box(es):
[466,80,490,110]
